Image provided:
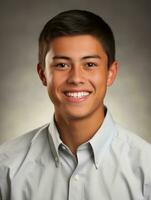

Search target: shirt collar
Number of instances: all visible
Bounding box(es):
[48,109,117,168]
[89,110,117,169]
[48,118,63,167]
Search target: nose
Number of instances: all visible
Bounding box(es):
[67,66,85,85]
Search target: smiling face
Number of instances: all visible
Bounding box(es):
[37,35,118,121]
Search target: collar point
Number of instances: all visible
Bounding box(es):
[94,162,99,169]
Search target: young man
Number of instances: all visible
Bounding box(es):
[0,10,151,200]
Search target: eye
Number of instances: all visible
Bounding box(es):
[54,63,69,69]
[85,62,97,68]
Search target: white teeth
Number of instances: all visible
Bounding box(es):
[65,92,90,98]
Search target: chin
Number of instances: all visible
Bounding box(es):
[63,108,98,121]
[54,102,103,120]
[65,113,90,121]
[57,108,90,120]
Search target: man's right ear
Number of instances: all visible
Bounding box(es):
[37,63,47,86]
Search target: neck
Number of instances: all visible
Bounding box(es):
[54,106,106,155]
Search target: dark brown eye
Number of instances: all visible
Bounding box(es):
[56,63,67,68]
[85,62,97,67]
[53,63,70,70]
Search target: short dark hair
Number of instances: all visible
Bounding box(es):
[38,10,115,68]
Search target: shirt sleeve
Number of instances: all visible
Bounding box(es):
[144,183,151,199]
[143,145,151,199]
[0,191,2,200]
[0,165,10,200]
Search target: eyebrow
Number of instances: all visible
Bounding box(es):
[82,55,101,59]
[52,55,101,60]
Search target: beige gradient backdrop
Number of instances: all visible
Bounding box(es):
[0,0,151,144]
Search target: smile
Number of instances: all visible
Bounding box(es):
[63,91,91,103]
[65,91,90,98]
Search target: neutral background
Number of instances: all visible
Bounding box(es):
[0,0,151,144]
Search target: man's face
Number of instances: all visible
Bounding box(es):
[38,35,117,120]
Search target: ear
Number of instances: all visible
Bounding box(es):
[107,61,118,86]
[37,63,47,86]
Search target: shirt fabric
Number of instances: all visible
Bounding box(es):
[0,110,151,200]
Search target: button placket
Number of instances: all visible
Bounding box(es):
[68,149,85,200]
[68,172,82,200]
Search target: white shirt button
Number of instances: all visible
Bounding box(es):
[55,157,58,162]
[74,174,79,181]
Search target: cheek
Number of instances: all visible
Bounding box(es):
[47,77,58,96]
[90,71,108,88]
[47,72,66,94]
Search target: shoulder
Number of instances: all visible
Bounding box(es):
[115,124,151,151]
[113,124,151,182]
[0,124,49,176]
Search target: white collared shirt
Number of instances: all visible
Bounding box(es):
[0,110,151,200]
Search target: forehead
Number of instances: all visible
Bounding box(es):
[47,35,107,59]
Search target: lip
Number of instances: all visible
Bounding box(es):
[63,89,92,93]
[63,90,92,103]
